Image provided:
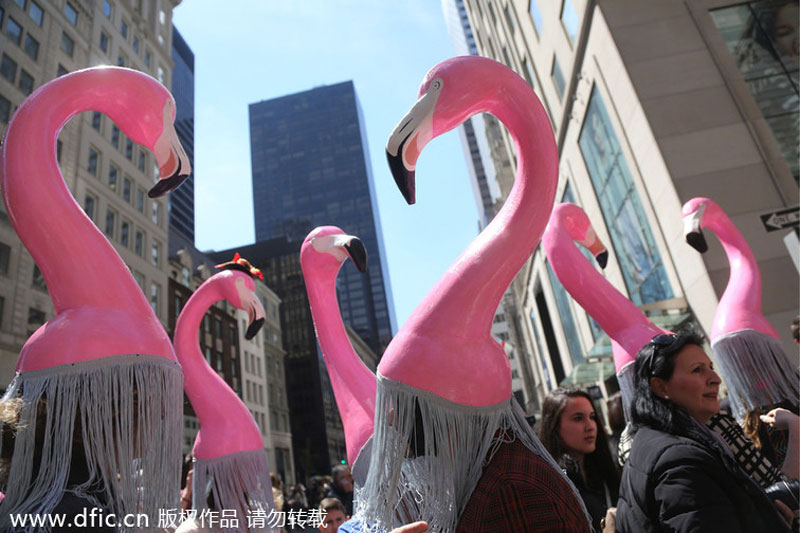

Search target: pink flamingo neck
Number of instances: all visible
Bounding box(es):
[302,254,376,467]
[543,204,664,370]
[703,204,777,338]
[1,70,160,317]
[174,276,262,458]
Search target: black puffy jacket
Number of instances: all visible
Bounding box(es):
[616,425,790,533]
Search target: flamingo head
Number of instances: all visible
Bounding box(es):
[386,56,513,205]
[681,197,717,254]
[214,255,266,340]
[301,226,367,275]
[550,203,609,268]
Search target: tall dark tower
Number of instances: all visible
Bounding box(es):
[249,82,395,355]
[169,27,195,244]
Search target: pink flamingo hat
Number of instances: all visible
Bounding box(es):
[683,197,798,419]
[0,66,190,524]
[543,203,669,415]
[174,255,276,524]
[356,56,589,532]
[300,226,376,487]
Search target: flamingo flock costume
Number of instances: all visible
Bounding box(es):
[542,203,669,415]
[355,56,588,532]
[174,255,276,530]
[300,227,376,488]
[682,197,799,420]
[0,67,191,527]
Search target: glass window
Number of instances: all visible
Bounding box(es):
[27,307,45,336]
[108,164,118,190]
[151,201,160,225]
[18,69,33,95]
[0,94,10,123]
[0,242,10,275]
[529,0,543,34]
[132,35,139,53]
[111,124,120,148]
[504,4,515,35]
[561,0,580,45]
[57,64,68,77]
[0,54,17,84]
[28,1,43,26]
[23,34,39,60]
[552,56,566,97]
[120,220,129,247]
[710,1,799,183]
[120,19,128,39]
[134,229,143,256]
[122,177,131,202]
[105,208,115,237]
[91,111,101,131]
[13,0,25,9]
[132,271,145,290]
[61,32,74,56]
[83,194,95,219]
[578,86,673,304]
[87,147,98,176]
[136,188,145,213]
[144,49,151,68]
[150,282,160,314]
[151,241,159,267]
[103,0,111,18]
[546,259,584,367]
[117,53,125,67]
[522,58,536,88]
[99,31,109,53]
[5,17,21,45]
[138,151,145,172]
[64,2,77,25]
[31,264,46,291]
[125,138,133,160]
[28,0,44,26]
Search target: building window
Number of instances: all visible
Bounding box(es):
[0,242,10,275]
[28,1,43,26]
[522,57,536,88]
[117,53,125,67]
[57,64,68,77]
[504,4,515,35]
[27,307,45,337]
[102,0,111,18]
[551,56,566,97]
[151,201,160,225]
[122,177,131,201]
[83,193,95,220]
[0,95,9,123]
[32,264,46,291]
[18,69,33,95]
[132,35,139,54]
[134,229,143,256]
[23,34,39,60]
[136,188,145,213]
[181,266,190,286]
[133,271,145,290]
[99,31,109,53]
[120,220,129,247]
[61,32,74,56]
[545,260,584,366]
[0,54,17,84]
[157,66,165,84]
[144,49,151,68]
[561,0,579,45]
[64,2,78,25]
[151,241,159,267]
[710,2,799,182]
[91,111,101,131]
[105,208,115,238]
[108,164,118,190]
[120,19,128,39]
[578,86,673,304]
[87,147,98,176]
[150,282,160,314]
[138,151,146,172]
[125,138,133,160]
[5,17,22,45]
[57,140,62,162]
[111,125,120,148]
[13,0,25,11]
[529,0,543,34]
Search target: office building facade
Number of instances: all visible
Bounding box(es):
[169,24,194,244]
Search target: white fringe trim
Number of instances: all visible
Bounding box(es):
[352,435,373,490]
[351,376,590,532]
[192,448,277,532]
[0,354,183,532]
[712,329,800,421]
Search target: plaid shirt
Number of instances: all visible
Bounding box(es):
[456,437,590,532]
[707,411,784,487]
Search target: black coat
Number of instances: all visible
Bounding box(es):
[616,424,790,533]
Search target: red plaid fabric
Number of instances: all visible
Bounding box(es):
[456,438,590,532]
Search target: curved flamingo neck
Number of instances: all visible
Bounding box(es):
[704,205,775,337]
[406,75,557,341]
[544,205,663,369]
[1,72,158,316]
[302,255,376,466]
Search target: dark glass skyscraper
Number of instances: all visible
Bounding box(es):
[169,27,195,244]
[249,81,395,355]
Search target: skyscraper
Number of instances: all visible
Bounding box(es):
[169,25,195,244]
[249,81,395,355]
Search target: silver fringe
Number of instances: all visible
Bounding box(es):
[617,361,635,421]
[352,435,373,490]
[352,376,590,533]
[711,329,800,421]
[0,354,182,533]
[192,448,277,533]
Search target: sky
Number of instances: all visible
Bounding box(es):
[172,1,481,331]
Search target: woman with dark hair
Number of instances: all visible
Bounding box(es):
[616,333,794,532]
[539,388,620,532]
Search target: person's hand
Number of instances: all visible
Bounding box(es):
[760,408,800,433]
[600,507,616,533]
[390,522,428,533]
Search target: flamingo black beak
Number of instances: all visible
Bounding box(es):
[245,316,265,340]
[683,207,709,253]
[244,295,266,340]
[344,238,367,273]
[386,138,416,205]
[149,105,192,198]
[595,250,609,269]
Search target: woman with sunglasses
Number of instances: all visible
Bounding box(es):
[616,332,794,532]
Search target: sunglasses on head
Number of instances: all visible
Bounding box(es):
[646,333,679,375]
